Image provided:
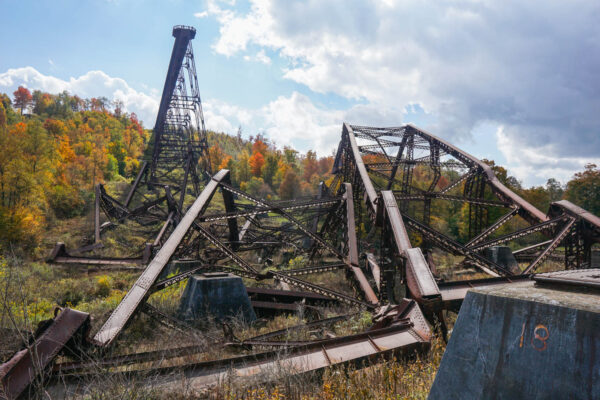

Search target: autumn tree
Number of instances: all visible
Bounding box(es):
[565,164,600,215]
[249,151,265,177]
[262,153,279,186]
[13,86,33,114]
[318,156,333,175]
[208,144,226,172]
[23,120,52,174]
[283,146,298,166]
[521,186,551,213]
[252,138,268,155]
[279,169,300,200]
[0,102,6,133]
[302,150,319,181]
[236,151,251,184]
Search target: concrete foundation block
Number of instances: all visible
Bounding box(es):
[429,281,599,399]
[484,246,519,274]
[178,272,256,323]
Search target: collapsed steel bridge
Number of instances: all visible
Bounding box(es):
[3,25,600,399]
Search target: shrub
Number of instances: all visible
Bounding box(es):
[95,275,113,297]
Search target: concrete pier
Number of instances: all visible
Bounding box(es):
[178,272,256,323]
[484,246,519,274]
[429,272,599,399]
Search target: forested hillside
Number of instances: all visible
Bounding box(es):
[0,87,335,251]
[0,86,598,252]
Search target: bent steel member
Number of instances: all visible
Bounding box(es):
[93,170,232,347]
[0,308,90,400]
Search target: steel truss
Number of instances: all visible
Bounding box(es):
[50,26,212,263]
[8,29,600,398]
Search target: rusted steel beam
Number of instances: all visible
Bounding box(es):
[344,123,379,214]
[55,343,212,373]
[93,169,231,347]
[381,191,412,252]
[220,183,348,262]
[58,301,429,394]
[386,134,409,190]
[439,170,476,194]
[199,198,341,222]
[123,161,147,208]
[402,214,508,277]
[365,253,382,291]
[282,263,346,276]
[522,217,576,274]
[470,216,568,251]
[246,287,336,304]
[193,224,258,275]
[392,192,511,208]
[549,200,600,233]
[152,212,174,247]
[512,240,554,255]
[47,242,147,266]
[404,124,548,225]
[367,160,465,169]
[270,271,374,309]
[533,269,600,290]
[344,183,379,305]
[246,314,355,342]
[465,207,519,248]
[381,191,441,301]
[94,184,101,243]
[250,300,306,314]
[221,183,240,250]
[0,308,90,400]
[437,275,531,311]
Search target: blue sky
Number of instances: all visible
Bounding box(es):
[1,0,599,186]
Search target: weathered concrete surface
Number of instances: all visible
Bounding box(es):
[484,246,519,274]
[429,281,599,400]
[178,273,256,323]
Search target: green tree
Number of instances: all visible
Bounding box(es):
[546,178,564,202]
[284,146,298,167]
[236,151,251,184]
[262,153,279,186]
[565,164,600,215]
[279,170,300,200]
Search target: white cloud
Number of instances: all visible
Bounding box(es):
[496,126,600,185]
[203,97,254,133]
[204,0,600,184]
[255,49,271,65]
[194,11,208,18]
[262,92,343,153]
[243,49,271,65]
[0,67,346,157]
[0,66,159,127]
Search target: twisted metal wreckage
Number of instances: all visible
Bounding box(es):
[2,26,600,398]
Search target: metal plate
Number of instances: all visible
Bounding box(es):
[534,269,600,291]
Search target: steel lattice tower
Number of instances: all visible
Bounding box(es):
[150,25,211,209]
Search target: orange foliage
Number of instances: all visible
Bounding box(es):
[362,153,388,164]
[208,144,226,171]
[13,86,32,114]
[219,155,233,170]
[43,119,67,136]
[249,152,265,177]
[252,139,268,155]
[302,150,319,181]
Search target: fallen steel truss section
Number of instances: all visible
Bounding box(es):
[6,25,600,399]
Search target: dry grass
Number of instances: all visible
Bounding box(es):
[156,335,447,400]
